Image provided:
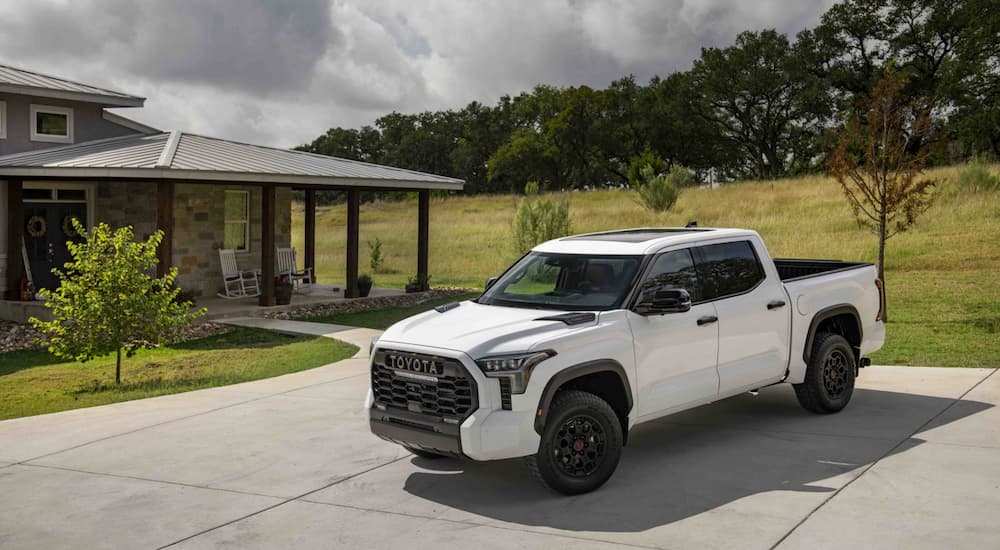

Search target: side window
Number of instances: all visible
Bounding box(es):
[695,241,764,300]
[639,249,700,302]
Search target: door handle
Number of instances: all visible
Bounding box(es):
[697,315,718,326]
[767,300,786,310]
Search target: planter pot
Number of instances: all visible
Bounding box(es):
[358,281,373,298]
[405,283,421,294]
[275,284,293,305]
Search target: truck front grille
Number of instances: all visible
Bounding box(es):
[371,349,477,421]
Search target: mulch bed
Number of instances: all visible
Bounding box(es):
[264,287,476,321]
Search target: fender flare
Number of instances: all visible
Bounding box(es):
[533,359,633,435]
[804,304,863,363]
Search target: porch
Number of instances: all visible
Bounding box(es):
[0,131,463,321]
[196,284,406,321]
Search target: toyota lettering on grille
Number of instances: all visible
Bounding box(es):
[385,354,444,376]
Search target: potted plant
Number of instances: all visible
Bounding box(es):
[358,274,373,298]
[405,274,431,293]
[274,275,293,305]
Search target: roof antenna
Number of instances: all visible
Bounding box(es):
[685,221,698,228]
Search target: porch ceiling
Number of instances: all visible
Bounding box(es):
[0,131,464,191]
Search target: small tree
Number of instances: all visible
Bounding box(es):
[635,164,680,212]
[367,237,384,272]
[828,71,937,318]
[30,221,204,385]
[627,149,667,189]
[511,181,571,254]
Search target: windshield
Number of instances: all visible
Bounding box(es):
[477,252,642,311]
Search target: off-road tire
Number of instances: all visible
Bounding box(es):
[794,332,856,414]
[403,446,448,459]
[525,390,623,495]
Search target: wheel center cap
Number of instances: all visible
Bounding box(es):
[573,439,585,452]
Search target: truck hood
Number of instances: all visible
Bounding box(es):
[376,300,597,358]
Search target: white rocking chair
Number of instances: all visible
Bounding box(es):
[217,249,260,299]
[276,247,313,289]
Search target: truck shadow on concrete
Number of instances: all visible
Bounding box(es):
[402,385,991,532]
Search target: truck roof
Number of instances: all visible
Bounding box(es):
[532,227,760,255]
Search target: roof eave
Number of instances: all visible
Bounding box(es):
[0,83,145,107]
[0,166,465,190]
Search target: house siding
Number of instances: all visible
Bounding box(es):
[0,92,139,156]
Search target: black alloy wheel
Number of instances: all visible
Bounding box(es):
[526,390,623,495]
[794,332,857,414]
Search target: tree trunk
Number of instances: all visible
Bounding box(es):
[116,348,122,385]
[878,213,888,322]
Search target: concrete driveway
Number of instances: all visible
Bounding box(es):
[0,342,997,549]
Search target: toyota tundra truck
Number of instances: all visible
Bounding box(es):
[367,227,886,494]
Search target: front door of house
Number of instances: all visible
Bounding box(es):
[23,202,88,291]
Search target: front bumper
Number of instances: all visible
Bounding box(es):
[366,342,541,461]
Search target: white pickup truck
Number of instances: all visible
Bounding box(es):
[367,227,886,494]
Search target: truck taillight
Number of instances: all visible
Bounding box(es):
[875,278,886,321]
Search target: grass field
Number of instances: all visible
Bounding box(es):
[293,165,1000,368]
[0,328,357,420]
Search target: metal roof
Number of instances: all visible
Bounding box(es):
[0,131,465,190]
[0,64,145,107]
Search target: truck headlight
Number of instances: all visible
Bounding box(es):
[475,350,556,394]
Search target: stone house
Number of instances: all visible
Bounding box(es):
[0,64,463,321]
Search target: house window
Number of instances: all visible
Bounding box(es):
[30,104,74,143]
[224,190,250,252]
[0,101,6,139]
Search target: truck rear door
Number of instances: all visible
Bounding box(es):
[692,239,791,394]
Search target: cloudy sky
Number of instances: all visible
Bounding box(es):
[0,0,838,148]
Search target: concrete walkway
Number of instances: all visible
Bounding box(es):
[1,363,998,549]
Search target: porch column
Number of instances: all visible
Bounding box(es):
[156,181,174,278]
[5,179,24,301]
[345,189,360,298]
[417,189,430,291]
[304,188,316,283]
[259,184,276,306]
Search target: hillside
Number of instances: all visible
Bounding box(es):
[292,166,1000,368]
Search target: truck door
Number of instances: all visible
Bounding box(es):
[627,248,720,419]
[692,240,790,394]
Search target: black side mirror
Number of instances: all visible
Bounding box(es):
[485,276,499,290]
[634,288,692,315]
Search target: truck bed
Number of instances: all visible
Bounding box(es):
[774,258,872,282]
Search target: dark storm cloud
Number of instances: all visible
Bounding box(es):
[0,0,840,147]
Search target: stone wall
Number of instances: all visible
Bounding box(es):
[172,184,291,297]
[95,181,158,240]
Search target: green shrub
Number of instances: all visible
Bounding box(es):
[664,164,698,188]
[367,237,384,272]
[512,181,571,254]
[957,155,1000,192]
[627,149,667,189]
[635,165,680,212]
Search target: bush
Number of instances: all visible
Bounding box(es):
[367,237,384,272]
[956,155,1000,192]
[627,149,667,189]
[664,164,698,188]
[635,165,679,212]
[512,181,571,254]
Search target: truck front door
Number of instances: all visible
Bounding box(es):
[627,248,720,419]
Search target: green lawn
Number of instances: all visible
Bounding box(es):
[293,166,1000,368]
[0,328,357,420]
[300,293,480,329]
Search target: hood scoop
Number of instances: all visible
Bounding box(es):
[434,301,461,313]
[534,312,596,325]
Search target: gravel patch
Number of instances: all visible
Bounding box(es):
[1,320,232,354]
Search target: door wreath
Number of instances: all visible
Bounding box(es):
[62,215,81,237]
[26,215,47,238]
